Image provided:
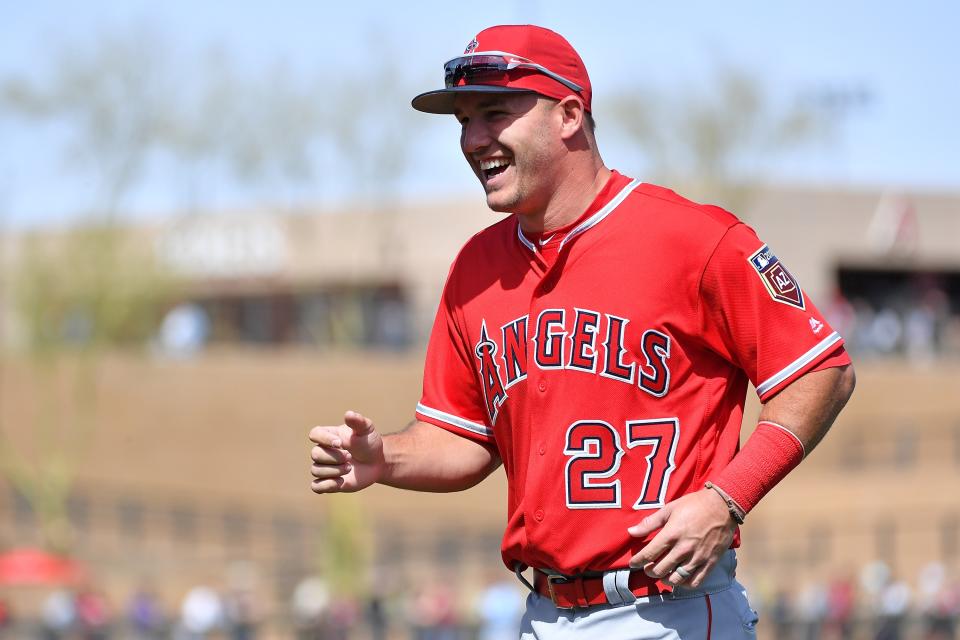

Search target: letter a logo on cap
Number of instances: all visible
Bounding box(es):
[464,38,478,54]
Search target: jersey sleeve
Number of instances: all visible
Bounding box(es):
[697,223,847,402]
[416,271,496,446]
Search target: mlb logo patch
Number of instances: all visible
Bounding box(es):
[748,245,805,310]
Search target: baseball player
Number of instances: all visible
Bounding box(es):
[309,24,855,639]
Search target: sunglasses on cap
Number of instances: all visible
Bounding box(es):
[443,51,584,94]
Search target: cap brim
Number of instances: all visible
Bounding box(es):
[411,85,534,114]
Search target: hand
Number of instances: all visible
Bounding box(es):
[626,489,737,588]
[309,411,385,494]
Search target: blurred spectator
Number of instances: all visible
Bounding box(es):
[768,588,794,640]
[824,574,856,640]
[861,561,892,600]
[868,308,903,355]
[223,561,263,640]
[223,588,260,640]
[327,596,359,640]
[924,577,960,639]
[127,587,168,640]
[474,578,523,640]
[41,589,76,640]
[364,592,388,640]
[904,304,937,364]
[841,275,955,360]
[796,580,827,640]
[157,303,210,357]
[177,585,224,640]
[0,598,12,638]
[291,576,329,639]
[824,290,857,342]
[917,563,959,640]
[75,586,111,640]
[876,579,912,640]
[410,581,460,640]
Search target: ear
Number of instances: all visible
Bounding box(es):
[557,96,586,141]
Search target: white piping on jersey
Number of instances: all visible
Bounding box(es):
[755,331,842,398]
[559,178,641,252]
[516,178,642,254]
[517,225,537,252]
[416,402,493,438]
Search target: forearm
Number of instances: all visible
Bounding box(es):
[758,363,856,452]
[379,421,501,492]
[710,364,856,515]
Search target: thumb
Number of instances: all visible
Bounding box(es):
[344,410,376,437]
[627,504,672,538]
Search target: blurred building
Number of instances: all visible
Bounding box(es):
[0,183,958,627]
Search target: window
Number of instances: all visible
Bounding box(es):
[223,509,249,547]
[874,519,897,563]
[10,487,34,529]
[67,493,89,532]
[942,515,959,563]
[117,499,145,538]
[835,267,960,359]
[192,284,413,349]
[435,531,462,566]
[171,505,197,542]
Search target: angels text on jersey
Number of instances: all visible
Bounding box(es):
[474,308,671,425]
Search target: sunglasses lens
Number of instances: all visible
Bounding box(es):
[444,56,511,88]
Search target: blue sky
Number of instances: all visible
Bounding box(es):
[2,0,958,226]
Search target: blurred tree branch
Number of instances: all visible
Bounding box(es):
[0,25,421,552]
[0,224,174,551]
[609,65,836,211]
[1,29,175,219]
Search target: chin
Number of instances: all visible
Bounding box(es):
[484,189,521,213]
[485,198,513,213]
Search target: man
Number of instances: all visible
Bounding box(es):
[309,24,855,639]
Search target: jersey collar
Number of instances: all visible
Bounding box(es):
[516,174,641,255]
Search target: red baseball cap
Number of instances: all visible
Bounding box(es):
[411,25,592,114]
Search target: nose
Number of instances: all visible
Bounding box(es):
[460,118,492,156]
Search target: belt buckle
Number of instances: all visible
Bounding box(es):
[545,574,576,610]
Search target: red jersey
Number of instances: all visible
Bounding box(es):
[416,171,848,575]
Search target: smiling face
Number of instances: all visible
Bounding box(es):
[453,92,565,217]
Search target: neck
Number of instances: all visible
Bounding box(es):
[517,161,612,234]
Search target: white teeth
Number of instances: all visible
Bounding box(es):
[480,158,511,171]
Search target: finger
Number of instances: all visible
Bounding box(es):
[309,426,343,448]
[627,522,675,570]
[662,559,699,587]
[686,557,719,589]
[311,463,352,479]
[310,477,345,494]
[311,445,351,465]
[647,547,691,581]
[344,411,375,436]
[628,536,670,570]
[627,505,671,539]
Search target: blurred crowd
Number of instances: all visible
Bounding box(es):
[745,560,960,640]
[0,560,958,639]
[0,571,527,640]
[826,279,959,362]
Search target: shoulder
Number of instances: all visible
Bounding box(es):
[441,214,518,300]
[457,214,517,257]
[611,182,749,266]
[628,182,743,232]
